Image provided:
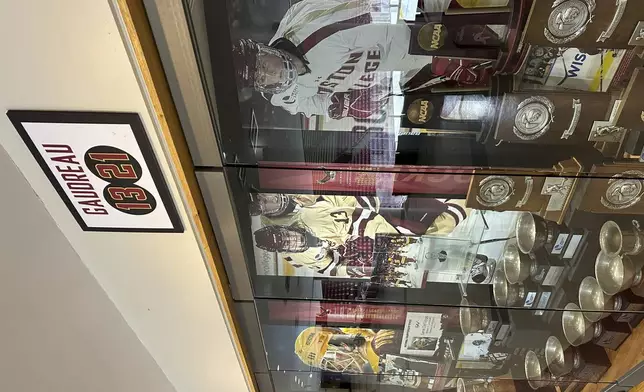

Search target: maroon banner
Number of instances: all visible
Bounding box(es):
[268,301,409,325]
[258,163,472,195]
[267,300,461,328]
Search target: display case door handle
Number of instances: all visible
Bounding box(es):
[516,177,533,208]
[562,99,582,139]
[598,0,628,42]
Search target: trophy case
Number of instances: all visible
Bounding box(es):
[148,0,644,389]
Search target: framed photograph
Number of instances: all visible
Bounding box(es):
[7,110,183,232]
[400,312,444,357]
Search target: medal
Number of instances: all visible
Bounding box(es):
[477,176,515,207]
[544,0,596,45]
[601,170,644,210]
[513,96,555,140]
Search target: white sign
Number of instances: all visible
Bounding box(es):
[459,333,493,360]
[8,111,183,232]
[401,312,444,357]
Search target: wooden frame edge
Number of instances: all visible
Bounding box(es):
[112,1,258,391]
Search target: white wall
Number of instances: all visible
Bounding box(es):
[0,1,249,391]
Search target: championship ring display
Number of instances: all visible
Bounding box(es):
[544,0,596,45]
[477,176,515,207]
[513,96,555,140]
[601,171,644,210]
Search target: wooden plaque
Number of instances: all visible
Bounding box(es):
[578,164,644,214]
[466,173,548,211]
[495,92,611,144]
[523,0,644,49]
[615,67,644,130]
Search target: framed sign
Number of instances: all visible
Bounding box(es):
[7,111,183,233]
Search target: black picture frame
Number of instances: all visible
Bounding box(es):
[6,110,184,233]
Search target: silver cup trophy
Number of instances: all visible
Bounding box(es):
[493,266,526,306]
[578,276,622,322]
[595,251,643,296]
[599,220,644,257]
[516,212,558,254]
[525,350,556,390]
[561,303,603,346]
[502,240,532,284]
[544,335,581,378]
[459,298,491,335]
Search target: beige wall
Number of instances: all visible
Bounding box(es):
[0,146,176,392]
[0,1,249,391]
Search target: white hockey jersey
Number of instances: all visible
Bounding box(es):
[269,0,431,117]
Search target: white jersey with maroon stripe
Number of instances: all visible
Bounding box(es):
[268,0,430,117]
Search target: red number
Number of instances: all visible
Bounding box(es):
[96,164,137,180]
[107,186,148,201]
[115,202,153,211]
[88,152,129,162]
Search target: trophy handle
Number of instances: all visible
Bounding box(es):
[516,177,534,208]
[597,0,628,42]
[561,99,582,139]
[633,219,641,231]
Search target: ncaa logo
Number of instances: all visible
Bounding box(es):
[406,99,433,125]
[418,23,447,52]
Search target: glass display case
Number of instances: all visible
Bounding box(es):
[147,0,644,390]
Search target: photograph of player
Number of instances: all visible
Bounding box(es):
[408,336,439,351]
[231,0,495,120]
[293,326,443,388]
[294,327,400,374]
[250,193,468,277]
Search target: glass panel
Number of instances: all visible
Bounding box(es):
[257,299,641,389]
[226,166,644,314]
[269,370,616,392]
[201,0,643,174]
